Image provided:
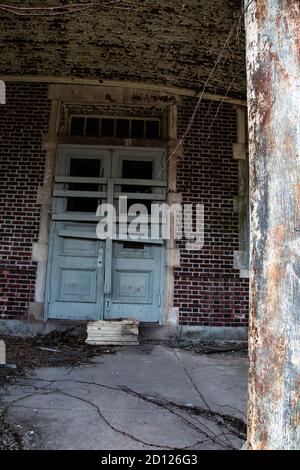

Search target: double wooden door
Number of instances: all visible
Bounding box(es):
[45,146,166,322]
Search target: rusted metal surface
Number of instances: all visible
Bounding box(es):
[245,0,300,449]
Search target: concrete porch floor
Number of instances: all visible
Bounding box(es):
[4,344,248,450]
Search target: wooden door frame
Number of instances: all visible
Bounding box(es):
[30,83,181,327]
[44,144,168,323]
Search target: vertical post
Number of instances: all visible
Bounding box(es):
[245,1,300,449]
[31,96,61,321]
[0,340,5,365]
[104,178,114,295]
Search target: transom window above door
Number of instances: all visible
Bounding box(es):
[69,116,161,139]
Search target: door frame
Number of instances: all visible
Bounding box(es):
[45,144,167,323]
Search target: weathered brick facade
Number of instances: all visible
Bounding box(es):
[175,97,249,327]
[0,83,51,319]
[0,84,249,326]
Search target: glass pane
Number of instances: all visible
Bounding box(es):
[67,158,101,212]
[116,119,130,138]
[67,197,98,213]
[69,158,101,178]
[122,160,153,212]
[145,120,160,139]
[101,119,115,137]
[86,118,100,137]
[123,242,144,250]
[70,117,85,136]
[131,120,145,139]
[122,160,153,180]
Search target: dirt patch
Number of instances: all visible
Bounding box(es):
[0,400,45,450]
[2,325,118,371]
[0,408,23,450]
[154,339,248,356]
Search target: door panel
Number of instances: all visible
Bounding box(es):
[113,270,152,303]
[105,241,163,322]
[46,147,109,321]
[105,147,165,323]
[46,146,165,323]
[58,268,96,301]
[47,222,104,320]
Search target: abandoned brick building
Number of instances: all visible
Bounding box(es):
[0,0,249,338]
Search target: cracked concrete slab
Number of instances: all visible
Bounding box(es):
[3,344,248,450]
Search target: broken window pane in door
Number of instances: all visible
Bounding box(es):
[67,158,101,212]
[121,160,154,213]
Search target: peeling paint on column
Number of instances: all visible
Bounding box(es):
[245,0,300,449]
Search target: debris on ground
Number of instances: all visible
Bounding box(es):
[0,407,23,450]
[151,339,248,356]
[0,330,247,450]
[1,325,118,372]
[0,405,43,450]
[122,386,247,441]
[0,325,118,449]
[0,364,18,377]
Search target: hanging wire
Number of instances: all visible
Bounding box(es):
[0,0,255,181]
[0,1,160,16]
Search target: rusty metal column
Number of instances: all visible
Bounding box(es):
[245,1,300,449]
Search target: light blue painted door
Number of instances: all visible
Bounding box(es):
[47,222,104,320]
[46,146,109,320]
[46,146,166,322]
[104,149,166,323]
[105,241,164,322]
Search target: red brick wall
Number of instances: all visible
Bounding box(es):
[175,97,249,327]
[0,85,248,326]
[0,83,51,319]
